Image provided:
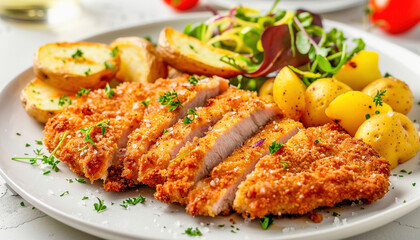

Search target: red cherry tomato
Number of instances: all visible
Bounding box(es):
[163,0,199,11]
[368,0,420,34]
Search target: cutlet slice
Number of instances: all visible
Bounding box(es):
[44,82,146,157]
[52,77,191,181]
[155,98,281,205]
[138,87,254,187]
[233,124,391,219]
[120,77,229,184]
[186,117,302,217]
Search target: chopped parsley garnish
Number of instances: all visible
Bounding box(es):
[365,114,371,120]
[84,68,91,76]
[66,178,74,183]
[121,194,145,208]
[189,44,197,53]
[12,132,68,173]
[80,119,110,146]
[408,171,413,175]
[315,138,321,143]
[104,61,115,71]
[105,83,115,98]
[384,72,392,77]
[375,110,380,114]
[269,141,284,154]
[280,161,287,169]
[82,196,89,200]
[71,49,83,59]
[183,108,198,124]
[400,169,407,173]
[332,212,340,217]
[260,215,273,230]
[20,202,25,207]
[26,143,30,147]
[162,129,168,134]
[184,227,202,236]
[403,200,407,203]
[110,46,119,57]
[32,207,35,210]
[76,88,91,97]
[60,191,69,197]
[141,99,150,107]
[94,197,107,212]
[16,132,21,136]
[75,178,86,183]
[217,224,225,228]
[35,140,43,145]
[43,170,51,175]
[158,90,184,111]
[413,183,416,187]
[187,76,199,86]
[58,95,72,107]
[373,90,386,106]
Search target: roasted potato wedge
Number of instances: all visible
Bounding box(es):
[34,42,120,92]
[158,27,244,78]
[20,78,76,123]
[110,37,167,83]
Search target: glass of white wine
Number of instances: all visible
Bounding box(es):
[0,0,80,24]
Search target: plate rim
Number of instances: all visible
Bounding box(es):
[0,13,420,240]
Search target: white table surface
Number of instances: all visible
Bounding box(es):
[1,1,419,239]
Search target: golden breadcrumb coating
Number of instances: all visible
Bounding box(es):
[233,124,391,219]
[121,77,228,184]
[155,98,280,205]
[186,117,302,217]
[138,87,255,187]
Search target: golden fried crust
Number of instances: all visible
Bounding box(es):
[138,88,255,187]
[186,117,302,217]
[121,77,229,183]
[154,98,280,205]
[233,124,391,219]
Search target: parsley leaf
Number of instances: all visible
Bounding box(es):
[104,61,115,71]
[187,76,199,86]
[82,196,89,200]
[79,120,110,146]
[75,178,86,183]
[94,197,107,213]
[71,49,83,59]
[76,88,91,97]
[122,194,145,207]
[110,46,119,57]
[260,215,273,230]
[58,95,72,107]
[141,99,150,107]
[269,141,284,154]
[183,108,198,124]
[35,140,43,145]
[373,90,386,106]
[60,191,69,197]
[158,90,184,111]
[105,83,115,99]
[184,227,202,236]
[84,68,91,76]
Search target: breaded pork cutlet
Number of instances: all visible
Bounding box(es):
[155,98,280,205]
[45,77,191,182]
[233,124,391,219]
[119,77,229,186]
[138,87,254,187]
[186,117,302,217]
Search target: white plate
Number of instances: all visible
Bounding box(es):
[0,14,419,240]
[207,0,366,13]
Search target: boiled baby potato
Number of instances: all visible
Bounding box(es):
[302,78,352,127]
[333,50,382,90]
[110,37,167,83]
[355,112,420,169]
[158,27,244,78]
[258,78,274,102]
[273,67,306,120]
[34,42,120,92]
[20,78,76,123]
[325,91,392,136]
[362,77,414,115]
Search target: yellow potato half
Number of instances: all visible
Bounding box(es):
[302,78,352,127]
[273,67,306,120]
[362,77,414,115]
[258,78,274,102]
[355,112,420,169]
[333,50,382,90]
[325,91,392,136]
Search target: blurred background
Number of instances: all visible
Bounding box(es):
[0,0,419,239]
